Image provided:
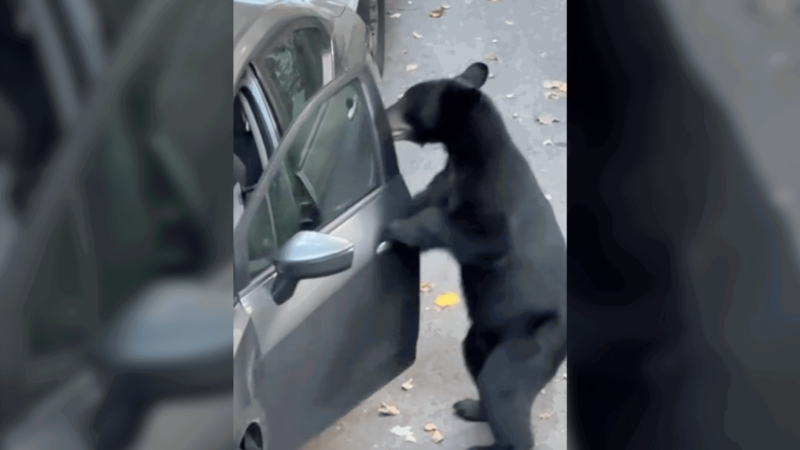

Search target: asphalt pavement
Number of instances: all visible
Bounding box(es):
[303,0,567,448]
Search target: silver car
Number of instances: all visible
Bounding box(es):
[232,1,421,449]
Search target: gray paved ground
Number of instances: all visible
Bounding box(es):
[304,0,567,448]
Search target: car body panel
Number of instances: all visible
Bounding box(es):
[233,65,420,449]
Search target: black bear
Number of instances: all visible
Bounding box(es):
[384,62,567,450]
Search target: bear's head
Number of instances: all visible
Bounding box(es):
[385,62,490,146]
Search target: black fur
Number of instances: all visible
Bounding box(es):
[385,63,567,450]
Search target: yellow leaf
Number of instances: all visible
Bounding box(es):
[559,82,567,92]
[434,292,460,308]
[431,430,444,443]
[423,423,438,432]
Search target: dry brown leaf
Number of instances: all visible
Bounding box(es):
[390,12,402,18]
[431,430,444,443]
[378,402,400,416]
[420,282,433,293]
[539,412,552,420]
[413,31,423,39]
[423,423,438,432]
[430,6,445,18]
[401,378,414,390]
[484,52,499,62]
[536,113,560,125]
[406,63,419,72]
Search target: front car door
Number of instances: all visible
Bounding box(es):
[234,63,420,450]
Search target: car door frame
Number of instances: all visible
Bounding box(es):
[233,62,419,449]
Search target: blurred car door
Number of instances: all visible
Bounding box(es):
[234,63,420,450]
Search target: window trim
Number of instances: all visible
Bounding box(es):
[237,91,270,172]
[241,67,280,157]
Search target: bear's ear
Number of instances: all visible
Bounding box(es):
[443,81,482,111]
[455,62,489,89]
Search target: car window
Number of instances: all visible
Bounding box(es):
[255,27,327,131]
[81,113,203,320]
[23,206,95,357]
[92,0,145,54]
[244,79,379,280]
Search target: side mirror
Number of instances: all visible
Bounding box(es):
[271,231,354,305]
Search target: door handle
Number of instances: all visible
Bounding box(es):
[376,241,392,254]
[347,96,358,121]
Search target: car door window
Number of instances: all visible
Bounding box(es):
[81,112,203,320]
[255,27,327,131]
[23,206,96,358]
[243,79,379,280]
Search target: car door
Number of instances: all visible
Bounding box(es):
[234,63,420,450]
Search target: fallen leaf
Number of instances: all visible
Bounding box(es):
[484,52,499,62]
[539,412,552,420]
[406,63,419,72]
[488,73,495,79]
[390,12,402,18]
[506,20,514,25]
[505,93,515,98]
[391,425,416,442]
[423,423,438,432]
[543,139,554,146]
[378,402,400,416]
[413,31,423,39]
[430,7,445,18]
[434,292,460,308]
[543,80,563,89]
[401,378,414,390]
[431,430,445,443]
[491,38,498,43]
[559,82,567,92]
[442,5,451,9]
[536,113,560,125]
[420,282,433,293]
[545,91,565,100]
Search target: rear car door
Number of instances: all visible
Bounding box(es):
[234,63,420,450]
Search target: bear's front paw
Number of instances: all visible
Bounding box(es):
[385,219,418,247]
